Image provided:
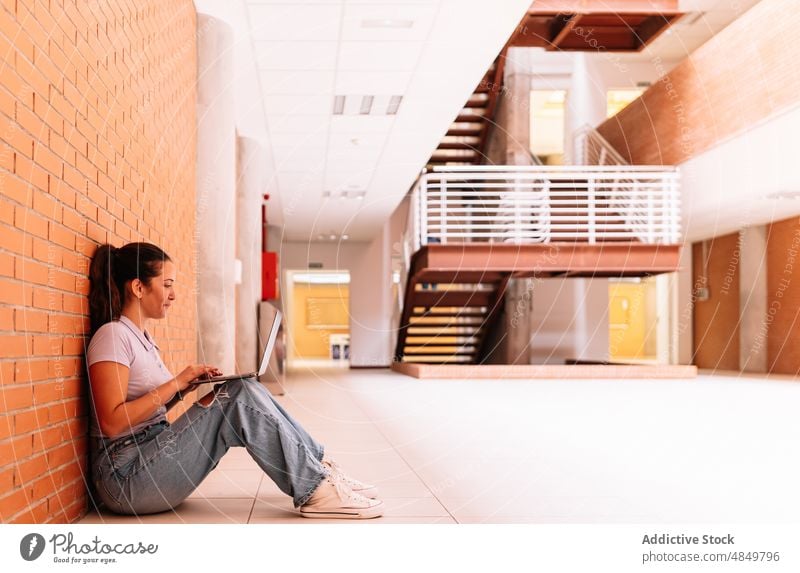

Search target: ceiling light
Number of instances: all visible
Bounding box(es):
[341,234,349,241]
[333,95,345,115]
[361,19,414,29]
[294,272,350,284]
[386,95,402,115]
[332,95,404,116]
[329,233,337,241]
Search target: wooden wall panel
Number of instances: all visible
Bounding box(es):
[692,233,740,370]
[767,217,800,374]
[597,0,800,165]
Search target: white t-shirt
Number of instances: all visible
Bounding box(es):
[86,316,172,439]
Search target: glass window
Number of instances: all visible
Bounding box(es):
[606,89,645,117]
[529,90,566,165]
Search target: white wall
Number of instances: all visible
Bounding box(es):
[529,279,578,364]
[277,241,370,274]
[349,227,393,367]
[680,103,800,243]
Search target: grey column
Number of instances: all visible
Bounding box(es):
[195,15,236,374]
[506,278,533,365]
[503,48,532,165]
[236,137,265,372]
[739,227,768,372]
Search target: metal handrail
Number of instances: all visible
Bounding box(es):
[574,124,629,166]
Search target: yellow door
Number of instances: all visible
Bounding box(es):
[608,282,651,360]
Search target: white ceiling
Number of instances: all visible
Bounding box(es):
[243,0,532,242]
[192,0,763,244]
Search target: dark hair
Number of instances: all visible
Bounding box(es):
[88,242,172,334]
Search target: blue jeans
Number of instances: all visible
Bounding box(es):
[90,378,326,515]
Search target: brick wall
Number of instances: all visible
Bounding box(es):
[596,0,800,165]
[0,0,197,523]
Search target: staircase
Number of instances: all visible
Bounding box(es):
[427,53,506,167]
[393,163,681,365]
[397,274,509,364]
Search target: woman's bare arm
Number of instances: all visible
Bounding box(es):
[89,362,220,437]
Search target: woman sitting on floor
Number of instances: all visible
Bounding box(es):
[86,241,383,519]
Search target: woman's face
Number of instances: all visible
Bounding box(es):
[139,260,177,320]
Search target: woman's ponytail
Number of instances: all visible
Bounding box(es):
[89,244,122,334]
[88,242,171,334]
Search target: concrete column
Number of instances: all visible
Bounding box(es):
[195,15,236,373]
[573,277,609,361]
[236,137,265,372]
[739,227,768,372]
[506,278,532,364]
[676,246,694,365]
[349,225,392,367]
[567,53,606,163]
[503,48,532,165]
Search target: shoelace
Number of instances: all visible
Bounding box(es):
[322,470,362,504]
[324,458,365,491]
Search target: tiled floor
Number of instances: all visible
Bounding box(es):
[80,367,800,524]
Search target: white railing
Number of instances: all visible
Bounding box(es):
[574,124,629,166]
[407,165,681,246]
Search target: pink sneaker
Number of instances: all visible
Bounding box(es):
[322,457,379,499]
[300,475,384,519]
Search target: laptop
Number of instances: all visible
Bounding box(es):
[191,309,282,384]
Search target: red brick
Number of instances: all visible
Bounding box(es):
[0,488,31,522]
[0,361,14,385]
[14,206,49,239]
[32,286,61,312]
[62,293,86,315]
[14,360,50,383]
[0,142,14,171]
[33,95,64,137]
[16,56,49,99]
[62,337,83,355]
[14,308,49,332]
[0,69,34,110]
[31,237,62,265]
[1,114,34,158]
[15,154,49,192]
[2,175,31,206]
[50,180,77,209]
[32,335,61,356]
[14,408,49,434]
[14,453,50,486]
[0,468,13,492]
[0,8,34,62]
[32,190,62,222]
[48,223,76,250]
[11,499,50,524]
[33,143,63,179]
[0,277,28,305]
[47,442,77,468]
[0,435,34,462]
[0,242,15,275]
[1,385,34,410]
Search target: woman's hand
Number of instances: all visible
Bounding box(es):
[174,364,222,391]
